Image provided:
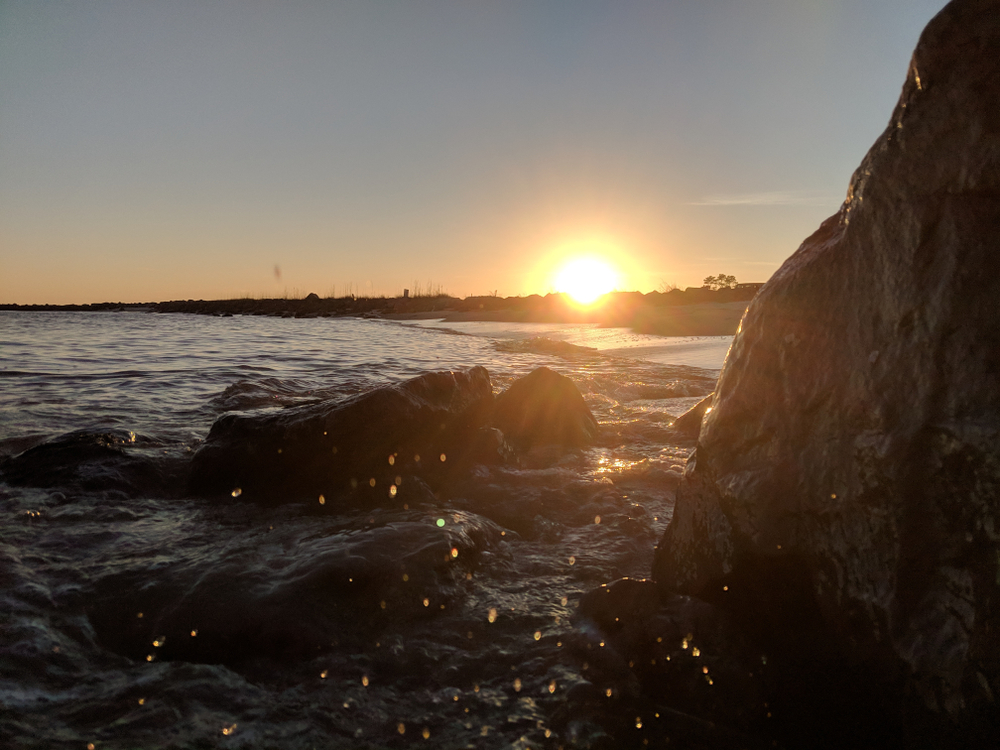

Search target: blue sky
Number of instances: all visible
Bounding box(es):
[0,0,948,303]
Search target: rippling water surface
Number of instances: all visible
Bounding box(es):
[1,312,728,749]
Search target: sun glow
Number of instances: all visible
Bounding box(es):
[554,258,619,305]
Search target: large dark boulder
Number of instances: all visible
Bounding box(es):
[492,366,599,448]
[189,367,494,502]
[653,0,999,736]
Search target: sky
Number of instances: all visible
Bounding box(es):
[0,0,949,304]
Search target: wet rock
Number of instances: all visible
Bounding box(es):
[577,578,766,742]
[654,0,1000,740]
[0,429,175,496]
[492,367,599,448]
[669,393,714,437]
[88,509,506,665]
[189,367,494,503]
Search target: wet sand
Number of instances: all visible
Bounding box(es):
[386,300,750,337]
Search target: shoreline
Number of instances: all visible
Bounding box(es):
[1,289,757,337]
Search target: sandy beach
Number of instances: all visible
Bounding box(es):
[386,300,750,337]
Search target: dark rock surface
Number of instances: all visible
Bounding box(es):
[491,366,599,448]
[89,509,506,665]
[653,0,999,739]
[669,393,714,437]
[189,366,595,504]
[0,429,176,496]
[189,367,495,502]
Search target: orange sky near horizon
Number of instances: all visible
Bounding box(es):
[0,1,948,305]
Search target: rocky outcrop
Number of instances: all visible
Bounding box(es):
[653,0,999,736]
[189,366,597,504]
[492,366,599,448]
[189,367,495,502]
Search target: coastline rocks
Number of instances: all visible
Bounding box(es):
[492,366,599,448]
[653,0,1000,737]
[189,367,494,502]
[0,429,175,496]
[189,366,595,504]
[88,509,507,664]
[668,393,714,437]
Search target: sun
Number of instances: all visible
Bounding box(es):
[554,258,619,305]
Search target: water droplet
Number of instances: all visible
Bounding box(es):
[389,485,397,498]
[594,515,601,524]
[548,680,556,693]
[388,455,395,466]
[137,612,143,619]
[439,453,447,462]
[605,688,612,697]
[533,631,541,641]
[221,723,237,735]
[362,675,369,686]
[568,556,576,566]
[402,573,409,582]
[320,670,328,678]
[451,547,459,558]
[190,629,197,637]
[422,727,430,739]
[436,518,446,527]
[513,678,522,692]
[692,647,701,657]
[318,495,325,505]
[138,697,145,705]
[146,655,154,662]
[560,596,568,606]
[380,600,386,609]
[635,718,643,729]
[397,722,406,735]
[488,608,497,623]
[369,478,376,487]
[423,598,430,607]
[231,488,242,498]
[331,446,338,454]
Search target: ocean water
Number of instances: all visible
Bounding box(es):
[0,312,730,749]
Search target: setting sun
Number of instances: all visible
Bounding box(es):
[554,258,619,305]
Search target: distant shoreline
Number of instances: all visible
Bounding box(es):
[0,288,761,337]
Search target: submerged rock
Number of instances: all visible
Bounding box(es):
[653,0,1000,740]
[492,366,599,448]
[190,367,494,502]
[88,509,506,664]
[0,429,175,496]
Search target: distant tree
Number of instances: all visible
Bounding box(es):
[703,274,738,290]
[658,280,679,293]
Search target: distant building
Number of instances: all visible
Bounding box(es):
[735,282,764,291]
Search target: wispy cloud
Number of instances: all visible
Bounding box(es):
[685,191,841,207]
